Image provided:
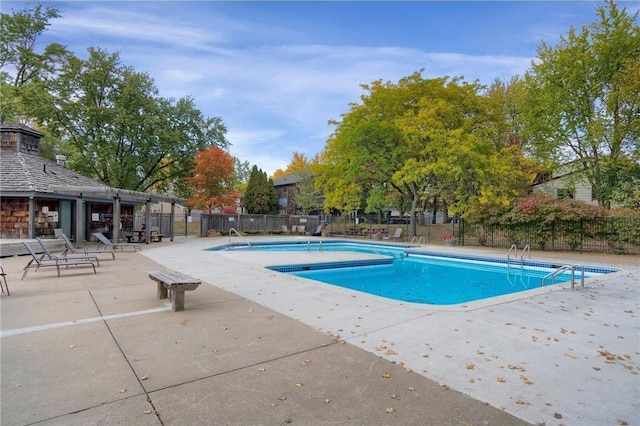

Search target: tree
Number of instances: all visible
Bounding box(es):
[273,152,311,178]
[0,4,69,124]
[318,72,534,237]
[186,146,239,212]
[243,166,279,214]
[42,47,228,193]
[520,0,640,207]
[294,170,323,214]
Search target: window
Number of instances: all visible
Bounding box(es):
[557,188,574,200]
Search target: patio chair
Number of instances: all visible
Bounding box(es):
[21,242,97,280]
[281,225,290,234]
[0,265,9,295]
[384,227,404,241]
[35,237,101,267]
[93,232,141,252]
[311,225,323,236]
[297,225,306,235]
[53,228,74,242]
[57,232,116,260]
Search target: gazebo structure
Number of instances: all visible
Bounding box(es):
[0,123,181,244]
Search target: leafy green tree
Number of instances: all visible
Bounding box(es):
[365,185,390,224]
[520,0,640,207]
[243,166,279,214]
[0,4,70,158]
[294,170,323,214]
[318,72,534,237]
[0,4,69,122]
[42,47,227,194]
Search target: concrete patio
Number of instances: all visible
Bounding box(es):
[1,236,638,425]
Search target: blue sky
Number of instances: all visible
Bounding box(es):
[6,1,639,176]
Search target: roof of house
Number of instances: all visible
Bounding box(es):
[272,173,302,186]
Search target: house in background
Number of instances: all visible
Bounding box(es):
[0,123,181,242]
[531,160,597,205]
[273,173,301,215]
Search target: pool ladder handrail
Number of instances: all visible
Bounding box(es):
[507,244,530,269]
[307,240,323,252]
[542,264,585,289]
[410,236,425,245]
[229,228,251,247]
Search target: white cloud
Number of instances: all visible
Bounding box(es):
[45,3,538,175]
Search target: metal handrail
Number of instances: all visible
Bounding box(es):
[507,244,517,269]
[542,264,585,289]
[228,228,251,247]
[410,236,425,245]
[520,244,530,261]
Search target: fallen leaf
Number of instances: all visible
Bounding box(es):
[497,377,506,383]
[324,399,331,404]
[301,359,311,366]
[390,394,400,400]
[144,410,152,415]
[515,399,530,405]
[295,383,303,387]
[119,388,126,393]
[69,344,76,348]
[466,363,475,370]
[382,372,391,379]
[554,413,562,419]
[385,407,395,414]
[408,387,415,391]
[141,375,148,381]
[617,420,629,425]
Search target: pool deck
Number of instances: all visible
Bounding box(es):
[1,236,638,425]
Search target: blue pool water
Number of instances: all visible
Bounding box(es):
[210,241,614,305]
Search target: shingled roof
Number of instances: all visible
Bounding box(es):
[0,123,181,204]
[1,151,106,194]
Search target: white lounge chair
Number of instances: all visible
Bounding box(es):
[384,227,404,241]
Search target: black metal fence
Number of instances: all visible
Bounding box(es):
[459,217,640,255]
[199,214,322,236]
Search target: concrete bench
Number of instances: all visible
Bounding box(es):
[148,269,201,312]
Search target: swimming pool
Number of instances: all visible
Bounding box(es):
[210,241,616,305]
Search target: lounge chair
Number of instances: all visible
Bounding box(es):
[297,225,306,235]
[281,225,290,234]
[35,237,101,267]
[93,232,141,252]
[311,225,323,236]
[57,232,116,260]
[21,242,97,280]
[384,227,404,241]
[0,265,9,295]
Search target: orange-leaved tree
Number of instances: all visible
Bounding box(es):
[186,146,240,212]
